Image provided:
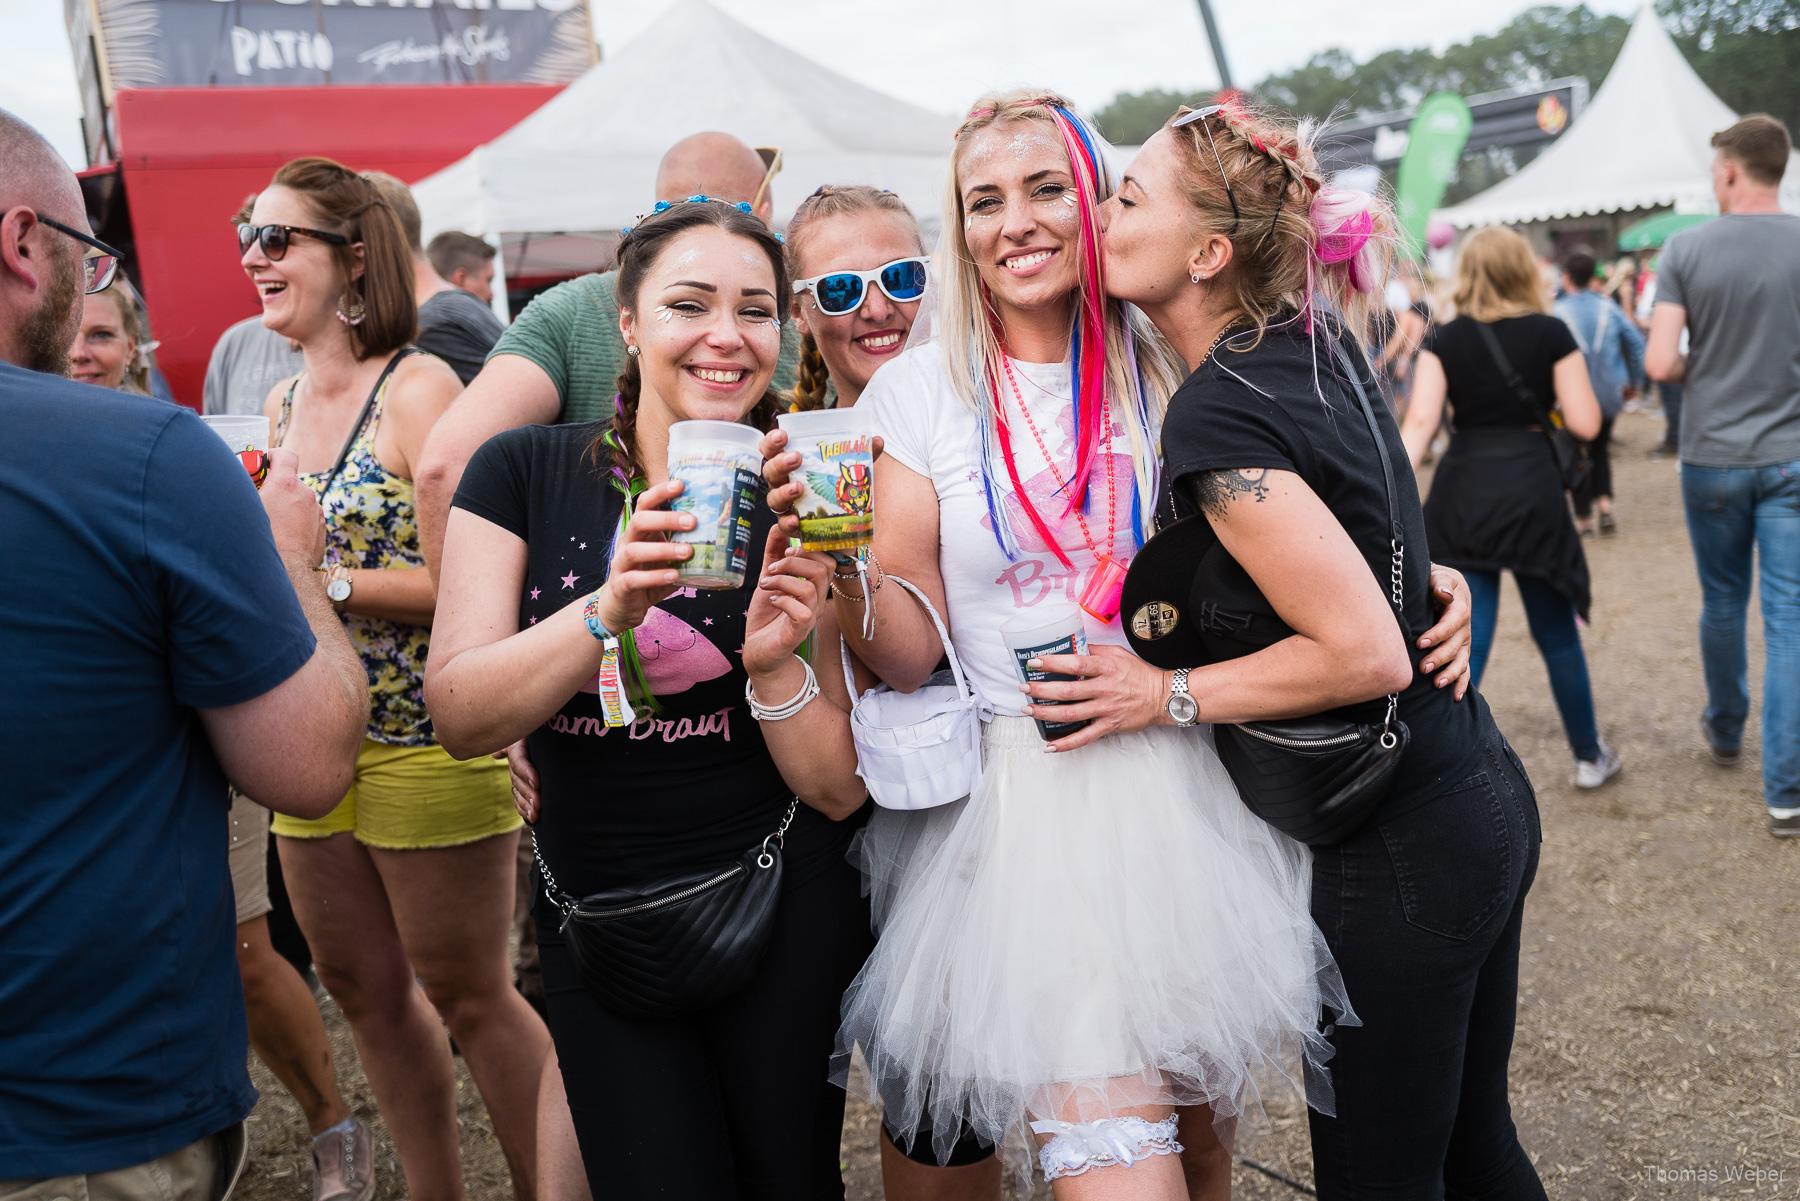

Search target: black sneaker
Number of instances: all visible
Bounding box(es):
[1599,511,1617,536]
[1702,718,1741,766]
[1770,813,1800,839]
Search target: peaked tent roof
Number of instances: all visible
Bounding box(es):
[413,0,956,248]
[1439,5,1800,228]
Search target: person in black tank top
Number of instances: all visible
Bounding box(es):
[1100,104,1550,1201]
[426,201,871,1200]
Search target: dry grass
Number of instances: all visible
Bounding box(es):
[238,412,1799,1199]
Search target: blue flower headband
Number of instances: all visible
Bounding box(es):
[620,195,780,239]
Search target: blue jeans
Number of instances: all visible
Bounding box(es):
[1680,459,1800,813]
[1467,571,1603,762]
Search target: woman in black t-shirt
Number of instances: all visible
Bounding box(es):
[424,200,871,1200]
[1402,225,1620,789]
[1097,103,1549,1200]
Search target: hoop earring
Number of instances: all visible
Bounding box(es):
[335,293,366,327]
[626,344,641,357]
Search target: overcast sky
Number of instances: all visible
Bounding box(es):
[8,0,1641,168]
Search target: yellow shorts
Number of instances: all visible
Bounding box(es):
[271,739,519,850]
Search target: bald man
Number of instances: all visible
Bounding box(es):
[1,108,370,1199]
[414,131,799,575]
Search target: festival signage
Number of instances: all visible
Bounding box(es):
[1392,91,1473,260]
[74,0,594,93]
[1320,79,1588,175]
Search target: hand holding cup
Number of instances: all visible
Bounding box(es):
[260,447,326,569]
[596,479,694,633]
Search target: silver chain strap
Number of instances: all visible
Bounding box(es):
[532,795,802,918]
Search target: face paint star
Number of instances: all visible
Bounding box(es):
[529,587,541,600]
[560,571,579,590]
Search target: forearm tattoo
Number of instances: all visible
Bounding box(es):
[1194,468,1271,521]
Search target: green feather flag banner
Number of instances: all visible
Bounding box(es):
[1394,92,1474,261]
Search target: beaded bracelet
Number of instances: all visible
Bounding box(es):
[745,655,821,721]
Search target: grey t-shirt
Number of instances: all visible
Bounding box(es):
[1657,213,1800,468]
[417,288,505,386]
[202,316,305,417]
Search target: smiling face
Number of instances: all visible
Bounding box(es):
[1100,130,1206,311]
[620,224,782,427]
[242,184,356,345]
[792,209,924,400]
[956,119,1083,326]
[68,289,136,389]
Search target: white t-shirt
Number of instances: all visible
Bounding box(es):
[862,344,1137,715]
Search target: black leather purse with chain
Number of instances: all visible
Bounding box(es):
[1124,341,1410,847]
[532,797,797,1017]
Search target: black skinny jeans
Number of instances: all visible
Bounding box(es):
[538,843,872,1200]
[1309,727,1548,1201]
[1573,415,1615,518]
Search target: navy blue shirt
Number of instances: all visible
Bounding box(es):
[0,365,317,1176]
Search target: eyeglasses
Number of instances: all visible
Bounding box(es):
[237,223,350,261]
[792,257,930,316]
[35,213,123,295]
[1171,105,1241,236]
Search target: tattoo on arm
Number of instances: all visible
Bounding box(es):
[1194,468,1271,521]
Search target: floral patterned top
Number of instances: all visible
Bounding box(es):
[277,355,434,747]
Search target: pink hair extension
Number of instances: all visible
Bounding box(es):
[1045,105,1109,517]
[1311,189,1380,294]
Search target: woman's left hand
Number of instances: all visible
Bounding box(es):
[1021,643,1169,753]
[742,523,835,678]
[1420,563,1474,701]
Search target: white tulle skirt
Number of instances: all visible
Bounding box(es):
[834,716,1354,1166]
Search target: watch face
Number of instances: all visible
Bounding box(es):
[1167,692,1199,725]
[327,578,352,603]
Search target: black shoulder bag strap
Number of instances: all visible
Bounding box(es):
[1329,338,1405,736]
[1472,320,1566,455]
[320,347,419,497]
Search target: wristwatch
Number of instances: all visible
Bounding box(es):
[325,564,354,607]
[1165,667,1199,727]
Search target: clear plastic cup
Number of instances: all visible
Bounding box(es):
[776,407,875,555]
[199,414,271,489]
[666,420,764,590]
[1001,610,1091,741]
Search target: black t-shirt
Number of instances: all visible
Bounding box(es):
[452,421,848,893]
[1422,314,1579,430]
[418,289,506,385]
[1159,322,1489,802]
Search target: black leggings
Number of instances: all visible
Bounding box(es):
[1308,726,1548,1201]
[539,847,872,1200]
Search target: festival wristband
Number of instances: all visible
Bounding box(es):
[582,591,613,642]
[584,591,634,728]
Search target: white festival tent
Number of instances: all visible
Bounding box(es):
[1438,4,1800,229]
[412,0,958,281]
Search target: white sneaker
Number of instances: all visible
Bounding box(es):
[1575,742,1623,789]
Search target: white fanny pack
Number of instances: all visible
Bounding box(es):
[839,575,988,811]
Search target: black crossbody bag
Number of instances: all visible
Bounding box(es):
[1210,344,1411,846]
[1474,321,1592,494]
[532,798,798,1018]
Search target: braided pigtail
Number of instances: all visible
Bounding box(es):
[790,332,832,412]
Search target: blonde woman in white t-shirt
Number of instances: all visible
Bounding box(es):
[766,90,1351,1199]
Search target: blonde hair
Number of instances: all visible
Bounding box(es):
[1452,227,1548,322]
[90,278,152,395]
[940,88,1182,555]
[1163,100,1394,351]
[784,185,923,411]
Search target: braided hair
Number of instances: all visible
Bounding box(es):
[594,200,790,484]
[784,185,923,412]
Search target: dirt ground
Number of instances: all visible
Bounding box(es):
[237,411,1798,1200]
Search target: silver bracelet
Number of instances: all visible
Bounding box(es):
[745,655,820,721]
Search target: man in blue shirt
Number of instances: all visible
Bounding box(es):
[0,110,369,1196]
[1554,249,1646,536]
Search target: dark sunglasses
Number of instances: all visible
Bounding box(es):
[35,213,123,295]
[792,257,930,316]
[237,222,350,261]
[1171,105,1242,236]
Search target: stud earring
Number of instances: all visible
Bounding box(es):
[335,293,366,326]
[1190,272,1203,284]
[626,344,640,357]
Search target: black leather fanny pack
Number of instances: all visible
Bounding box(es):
[533,798,797,1017]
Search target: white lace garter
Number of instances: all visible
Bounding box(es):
[1029,1113,1184,1181]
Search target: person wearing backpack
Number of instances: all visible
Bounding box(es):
[1555,251,1646,535]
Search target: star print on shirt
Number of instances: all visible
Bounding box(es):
[529,616,538,625]
[529,587,541,600]
[579,542,588,550]
[703,617,714,626]
[560,571,579,590]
